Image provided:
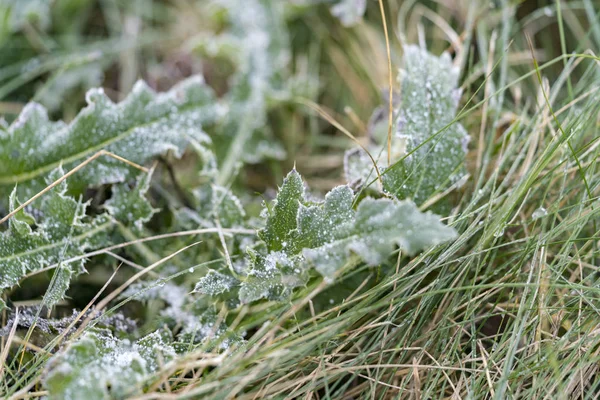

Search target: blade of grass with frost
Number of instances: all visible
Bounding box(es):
[0,75,221,199]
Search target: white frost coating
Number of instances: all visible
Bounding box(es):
[238,170,456,303]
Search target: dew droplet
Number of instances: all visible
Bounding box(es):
[532,207,547,220]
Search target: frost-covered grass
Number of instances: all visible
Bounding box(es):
[1,1,600,399]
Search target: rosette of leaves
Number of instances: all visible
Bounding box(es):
[195,169,457,303]
[344,45,470,206]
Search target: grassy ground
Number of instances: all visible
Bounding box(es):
[1,0,600,398]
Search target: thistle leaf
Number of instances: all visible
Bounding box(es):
[0,75,220,199]
[258,169,304,252]
[44,330,175,400]
[302,196,457,278]
[193,270,240,296]
[0,169,113,308]
[237,170,456,302]
[382,45,470,204]
[238,249,301,303]
[104,172,157,230]
[343,46,469,205]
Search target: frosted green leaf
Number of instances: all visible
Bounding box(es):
[239,249,301,303]
[303,197,457,278]
[193,270,240,296]
[331,0,367,27]
[0,75,220,199]
[382,45,469,205]
[104,172,157,229]
[239,170,456,302]
[0,169,113,308]
[258,169,304,252]
[44,330,175,400]
[295,185,355,250]
[8,187,35,236]
[42,265,72,308]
